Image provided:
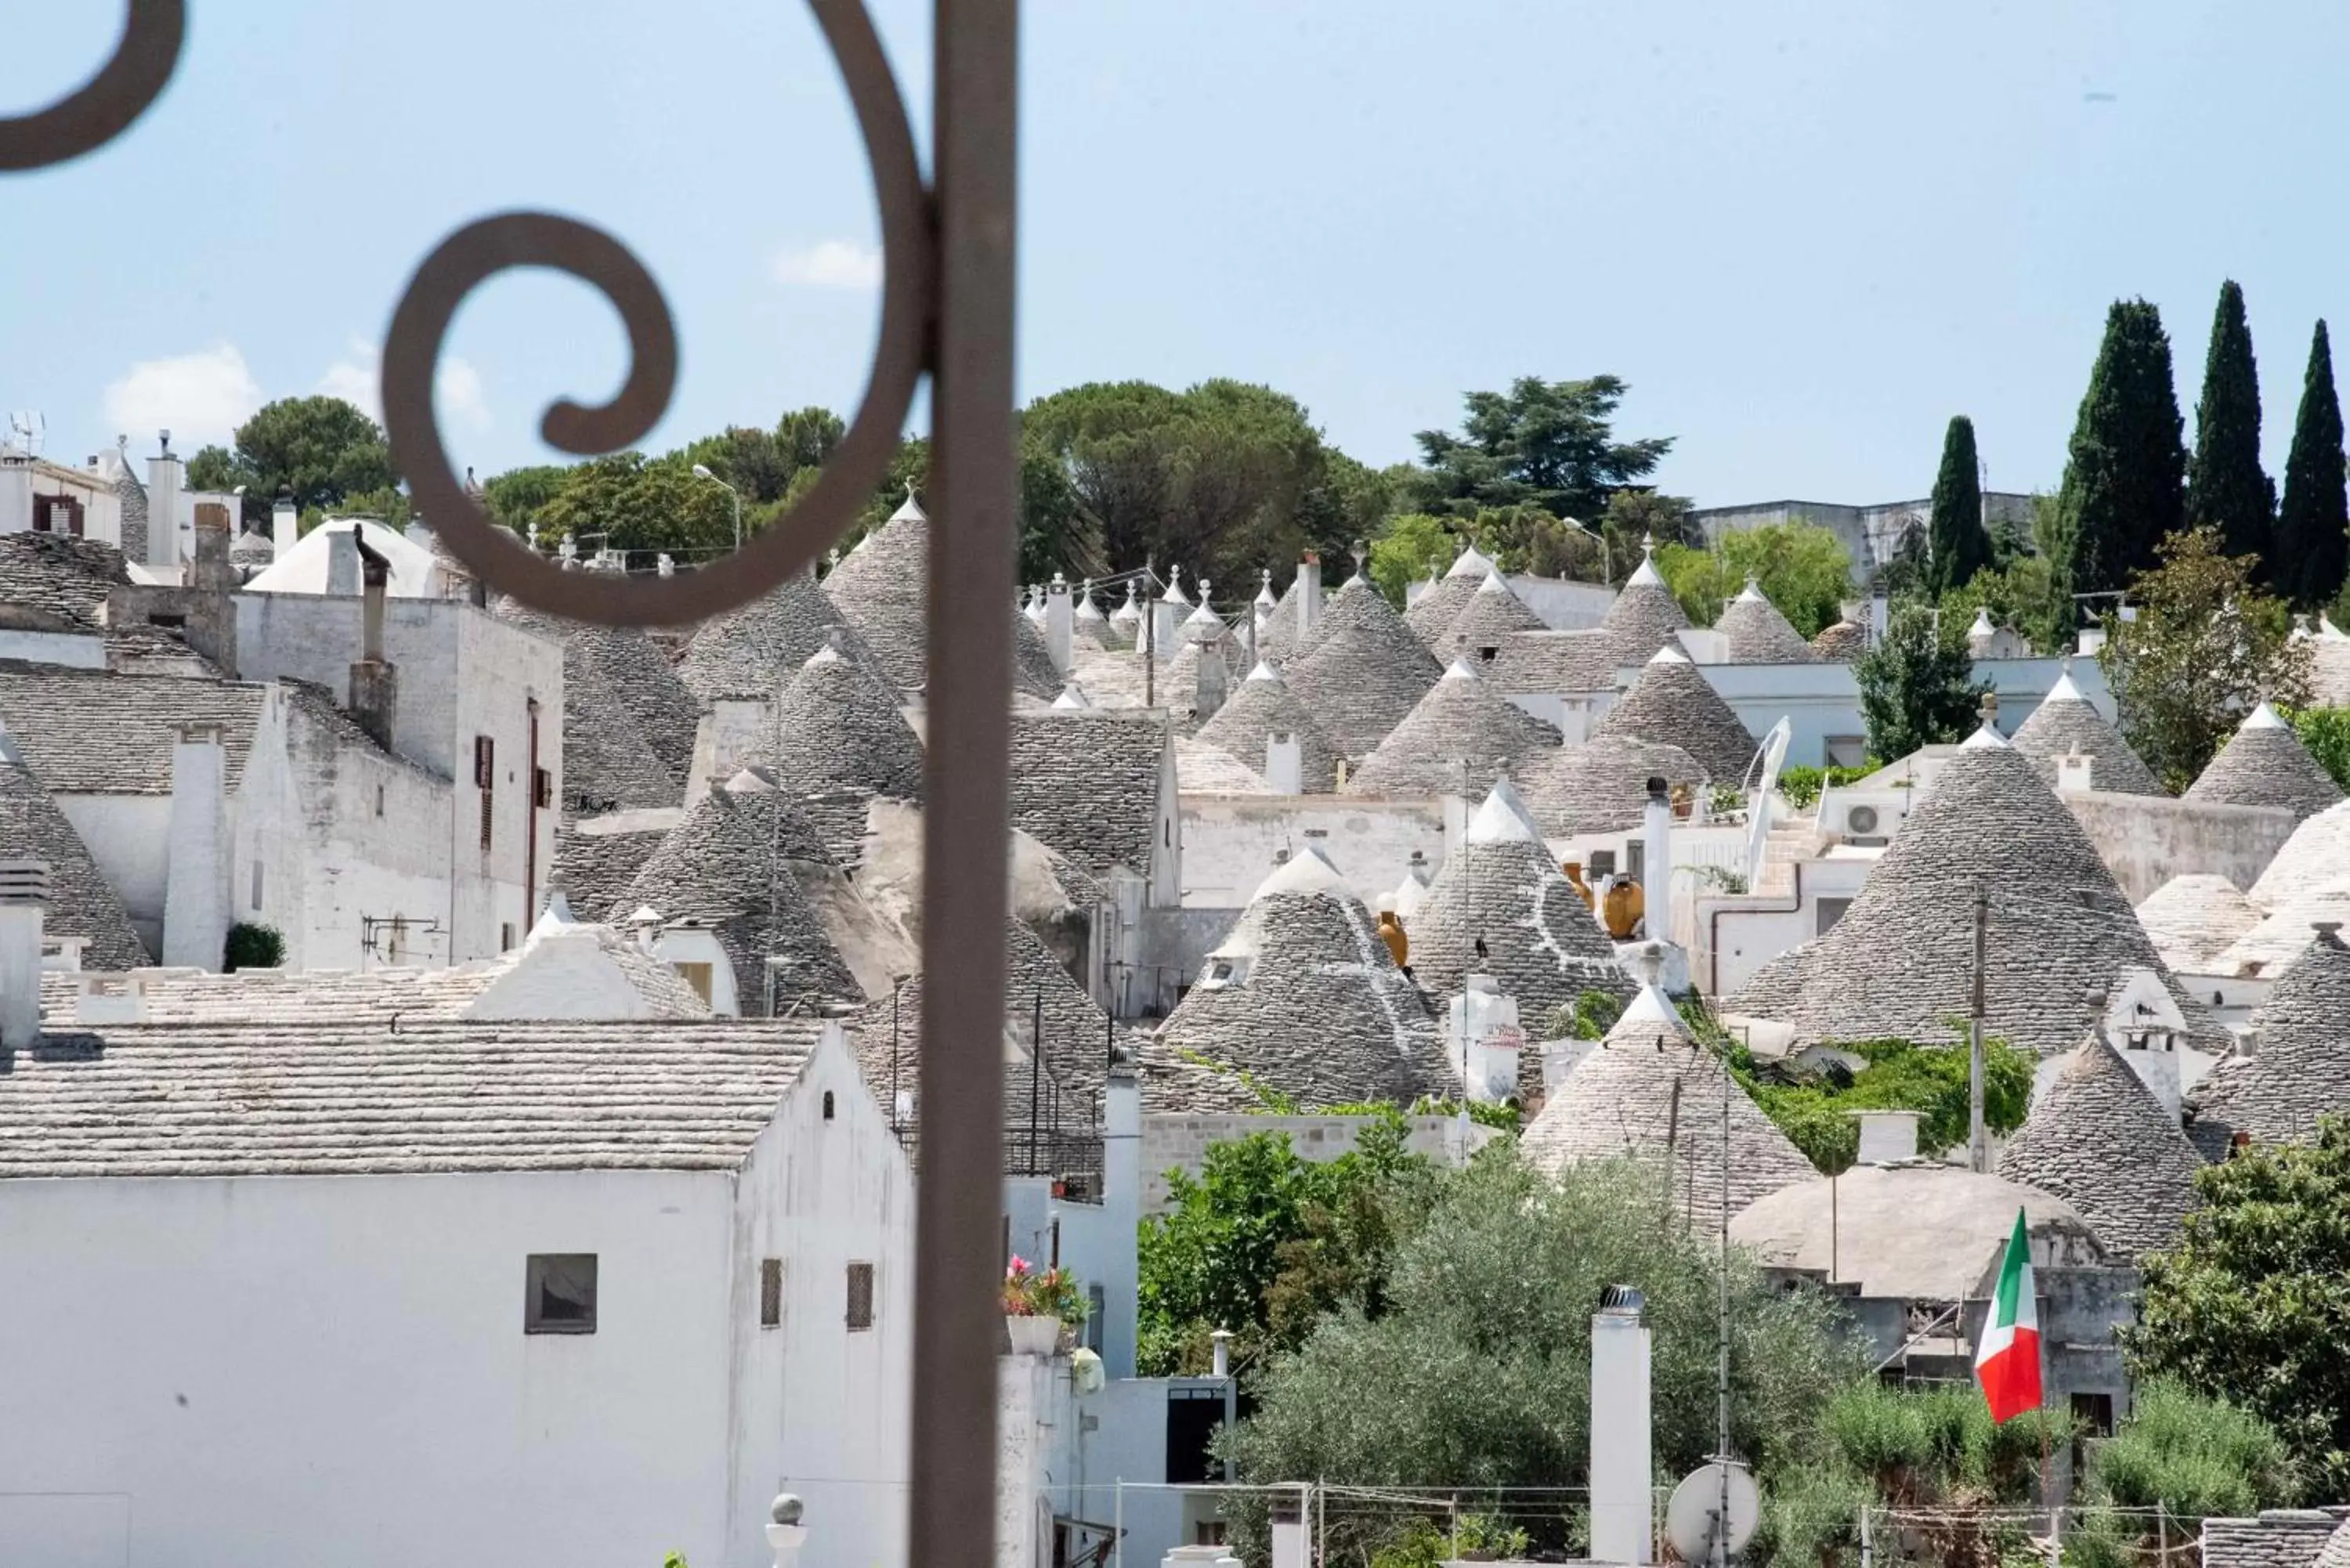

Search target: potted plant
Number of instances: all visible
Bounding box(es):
[1002,1255,1083,1355]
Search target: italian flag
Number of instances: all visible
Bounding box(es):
[1974,1207,2042,1424]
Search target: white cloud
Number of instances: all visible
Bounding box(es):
[102,344,262,451]
[772,239,884,291]
[317,338,491,432]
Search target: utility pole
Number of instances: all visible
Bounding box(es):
[1969,874,1989,1173]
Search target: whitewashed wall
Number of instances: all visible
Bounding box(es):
[1179,797,1446,909]
[54,794,171,956]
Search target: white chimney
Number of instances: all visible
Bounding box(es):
[1264,733,1302,795]
[1853,1109,1922,1165]
[146,440,183,571]
[1448,973,1522,1104]
[1641,775,1672,943]
[326,526,360,595]
[163,723,231,970]
[271,493,298,558]
[1163,1548,1242,1568]
[1589,1285,1653,1565]
[765,1494,808,1568]
[0,862,49,1051]
[0,453,32,535]
[1044,573,1074,673]
[2056,750,2095,794]
[1295,554,1323,643]
[1101,1066,1141,1378]
[1269,1491,1310,1568]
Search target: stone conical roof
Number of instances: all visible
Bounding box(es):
[1149,846,1448,1108]
[1289,585,1447,758]
[822,500,1060,701]
[1726,734,2229,1058]
[2010,667,2164,797]
[2182,703,2344,820]
[0,751,148,970]
[616,776,859,1013]
[1401,544,1498,650]
[1443,572,1548,656]
[495,598,702,784]
[1589,646,1758,783]
[1104,582,1142,650]
[1011,608,1065,698]
[1345,658,1561,797]
[1997,1029,2203,1257]
[1405,784,1632,1021]
[2188,926,2350,1150]
[2249,797,2350,908]
[2136,874,2259,974]
[1715,578,1817,664]
[1598,546,1691,663]
[678,570,888,708]
[1194,659,1343,793]
[1521,968,1817,1229]
[1811,619,1867,660]
[1516,735,1709,836]
[758,641,926,800]
[1258,571,1323,664]
[554,645,681,814]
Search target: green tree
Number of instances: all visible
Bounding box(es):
[1926,416,1990,594]
[208,396,400,528]
[1015,439,1108,585]
[1935,554,2070,660]
[534,452,737,560]
[2124,1118,2350,1498]
[1853,600,1989,758]
[1727,1036,2034,1175]
[1654,520,1853,638]
[2186,280,2277,576]
[2059,299,2188,598]
[2284,707,2350,793]
[1224,1156,1864,1562]
[1368,513,1462,606]
[2276,320,2348,610]
[1137,1117,1434,1377]
[2099,526,2312,790]
[481,464,571,538]
[186,444,240,497]
[1405,375,1673,526]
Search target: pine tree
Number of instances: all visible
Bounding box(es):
[1926,415,1989,594]
[2276,320,2348,610]
[2186,280,2276,576]
[2059,298,2187,598]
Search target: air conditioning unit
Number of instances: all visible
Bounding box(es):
[1846,804,1880,836]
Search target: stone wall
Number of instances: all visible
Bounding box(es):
[2062,791,2298,905]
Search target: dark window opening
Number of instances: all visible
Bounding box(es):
[822,1090,836,1121]
[525,1253,597,1335]
[1165,1387,1227,1484]
[1086,1285,1105,1353]
[534,766,555,809]
[846,1262,875,1331]
[479,790,494,854]
[473,734,496,789]
[147,612,187,629]
[760,1258,783,1328]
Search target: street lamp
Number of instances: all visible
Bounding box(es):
[1560,515,1611,586]
[690,464,741,551]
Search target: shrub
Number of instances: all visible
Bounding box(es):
[222,922,286,972]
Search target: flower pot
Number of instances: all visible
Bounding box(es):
[1006,1314,1061,1356]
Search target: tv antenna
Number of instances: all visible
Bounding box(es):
[5,411,43,458]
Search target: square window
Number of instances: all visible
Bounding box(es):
[525,1253,597,1335]
[845,1262,875,1331]
[760,1258,783,1328]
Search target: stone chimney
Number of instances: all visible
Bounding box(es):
[1589,1284,1653,1565]
[0,861,49,1053]
[0,451,31,535]
[327,526,360,595]
[145,436,183,572]
[2056,750,2095,794]
[1294,552,1322,643]
[1044,573,1074,672]
[271,492,298,558]
[190,500,237,592]
[163,724,231,970]
[1641,775,1672,943]
[1852,1108,1922,1165]
[1263,732,1302,795]
[349,534,398,750]
[1101,1065,1142,1378]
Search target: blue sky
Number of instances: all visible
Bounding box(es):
[2,2,2343,508]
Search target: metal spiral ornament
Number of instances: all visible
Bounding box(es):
[0,1,185,171]
[379,0,934,626]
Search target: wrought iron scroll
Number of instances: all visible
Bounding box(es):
[0,1,184,172]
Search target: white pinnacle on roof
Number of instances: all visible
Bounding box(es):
[1648,641,1690,665]
[1617,943,1687,1034]
[1969,606,1996,638]
[1076,580,1106,623]
[1960,719,2012,750]
[1476,569,1513,596]
[1446,543,1499,580]
[1256,569,1278,609]
[1249,844,1352,902]
[1183,597,1225,630]
[1391,865,1431,919]
[1623,533,1665,588]
[889,486,927,524]
[1162,565,1191,609]
[1441,656,1481,681]
[1110,581,1141,622]
[1245,659,1284,685]
[527,887,577,945]
[2044,661,2085,705]
[1462,779,1547,845]
[2243,701,2289,731]
[1733,576,1766,604]
[1052,681,1091,710]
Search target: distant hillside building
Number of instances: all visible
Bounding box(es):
[1691,493,2037,574]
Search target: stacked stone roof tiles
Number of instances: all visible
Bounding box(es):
[2249,799,2350,908]
[491,604,675,815]
[820,497,1062,700]
[1520,980,1818,1229]
[0,752,148,969]
[677,569,884,706]
[1995,1030,2203,1256]
[1345,659,1561,798]
[2136,874,2260,973]
[113,463,148,564]
[1150,849,1449,1109]
[1401,545,1498,650]
[1175,734,1271,794]
[556,814,677,927]
[1008,710,1167,878]
[1589,648,1759,783]
[229,531,275,565]
[1487,630,1628,696]
[2183,704,2345,820]
[1194,660,1342,793]
[495,595,701,785]
[1405,786,1632,1021]
[1714,580,1817,663]
[1599,555,1693,661]
[1256,574,1316,663]
[615,779,860,1013]
[1810,619,1867,660]
[2188,927,2350,1151]
[1442,573,1549,656]
[1516,735,1710,836]
[0,532,133,630]
[1287,577,1445,757]
[1724,733,2229,1059]
[0,1017,828,1177]
[0,667,262,793]
[758,643,926,801]
[2009,669,2164,797]
[2200,1512,2350,1568]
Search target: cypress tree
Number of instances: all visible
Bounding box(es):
[2186,279,2276,575]
[2058,298,2186,597]
[1926,415,1989,594]
[2276,320,2349,610]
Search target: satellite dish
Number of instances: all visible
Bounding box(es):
[1665,1460,1760,1564]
